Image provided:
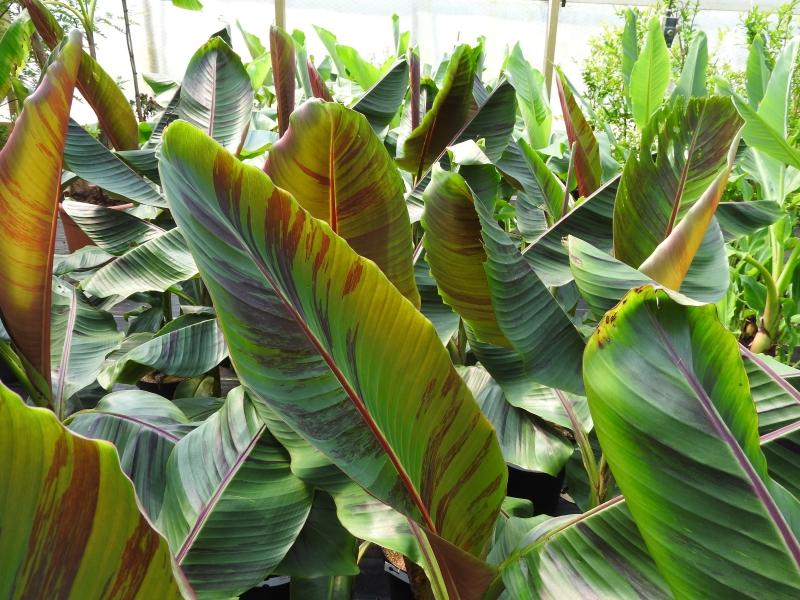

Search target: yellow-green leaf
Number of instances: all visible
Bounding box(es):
[0,383,187,598]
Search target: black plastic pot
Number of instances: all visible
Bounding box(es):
[386,561,414,600]
[136,375,183,398]
[506,466,565,515]
[241,576,290,599]
[0,360,16,385]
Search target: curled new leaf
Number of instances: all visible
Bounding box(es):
[555,67,601,198]
[270,25,296,137]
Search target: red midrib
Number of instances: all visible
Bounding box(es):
[233,222,437,534]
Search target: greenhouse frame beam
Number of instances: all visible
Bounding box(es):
[555,0,799,12]
[275,0,286,28]
[543,0,560,98]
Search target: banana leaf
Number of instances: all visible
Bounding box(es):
[265,100,419,306]
[396,44,481,177]
[0,30,81,396]
[270,25,295,137]
[98,315,227,388]
[0,383,186,598]
[23,0,139,150]
[66,389,193,519]
[613,96,742,267]
[50,279,123,418]
[584,286,800,597]
[629,18,671,130]
[60,199,164,255]
[159,121,506,591]
[504,43,551,149]
[63,120,166,207]
[82,227,198,300]
[178,36,253,151]
[352,58,408,134]
[0,11,34,99]
[158,387,312,597]
[422,167,584,395]
[555,67,601,197]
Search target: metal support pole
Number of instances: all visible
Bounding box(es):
[275,0,286,29]
[543,0,561,98]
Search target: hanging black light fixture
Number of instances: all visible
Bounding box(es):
[663,1,679,47]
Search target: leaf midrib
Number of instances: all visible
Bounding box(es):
[652,313,800,565]
[175,422,266,563]
[226,203,437,535]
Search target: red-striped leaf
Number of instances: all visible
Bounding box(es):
[23,0,139,150]
[0,29,81,395]
[265,100,419,306]
[270,25,296,137]
[159,121,506,564]
[555,68,601,198]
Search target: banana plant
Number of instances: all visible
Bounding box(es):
[728,38,800,356]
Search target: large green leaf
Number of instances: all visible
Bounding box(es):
[23,0,139,150]
[568,226,727,319]
[496,138,564,230]
[455,79,517,162]
[352,59,409,134]
[734,97,800,171]
[178,36,253,151]
[98,315,227,388]
[613,96,742,267]
[629,17,670,130]
[60,199,164,255]
[637,168,731,293]
[715,200,783,240]
[756,38,798,136]
[421,168,505,346]
[493,497,670,599]
[504,43,551,149]
[584,286,800,597]
[621,10,638,90]
[416,256,459,344]
[158,387,312,597]
[82,228,198,300]
[422,167,584,395]
[50,279,123,418]
[396,44,480,177]
[0,30,80,395]
[762,422,800,500]
[745,35,771,109]
[270,25,295,137]
[555,68,601,198]
[460,366,573,475]
[159,121,506,574]
[277,491,359,577]
[66,390,192,519]
[336,45,383,90]
[0,383,186,597]
[265,100,419,306]
[63,120,166,207]
[742,347,800,435]
[671,31,708,101]
[522,176,618,287]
